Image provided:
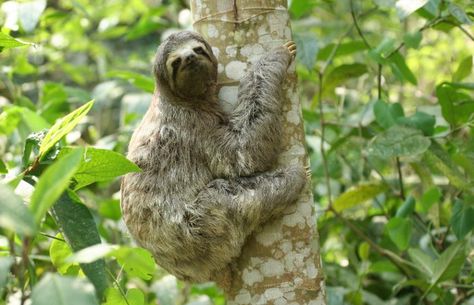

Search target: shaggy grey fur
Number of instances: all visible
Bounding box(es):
[121,31,306,284]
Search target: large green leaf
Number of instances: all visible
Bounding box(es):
[59,147,140,190]
[423,142,471,191]
[50,234,78,275]
[419,186,441,213]
[450,200,474,239]
[317,41,368,61]
[403,31,422,49]
[453,56,473,82]
[386,217,412,250]
[373,100,404,129]
[289,0,318,18]
[448,3,472,25]
[333,183,387,212]
[431,240,467,285]
[51,191,109,301]
[324,63,368,93]
[39,100,94,157]
[369,125,431,159]
[436,83,474,126]
[31,273,98,305]
[29,148,83,223]
[397,111,436,136]
[396,196,415,218]
[114,247,156,280]
[389,52,417,85]
[107,71,154,93]
[0,184,36,235]
[408,248,434,278]
[104,288,145,305]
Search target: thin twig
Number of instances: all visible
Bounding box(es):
[106,268,131,305]
[350,0,372,49]
[396,157,406,200]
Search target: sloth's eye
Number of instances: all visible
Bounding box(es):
[193,47,206,55]
[172,58,181,69]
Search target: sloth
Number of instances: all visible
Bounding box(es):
[121,31,306,285]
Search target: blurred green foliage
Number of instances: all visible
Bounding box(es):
[0,0,473,304]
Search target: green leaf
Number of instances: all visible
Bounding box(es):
[317,41,368,61]
[436,83,474,126]
[107,71,154,93]
[0,32,29,52]
[20,108,50,132]
[403,31,422,49]
[324,63,368,93]
[125,289,145,305]
[369,38,396,64]
[0,106,23,135]
[39,100,94,157]
[289,0,317,19]
[0,183,36,235]
[431,240,467,284]
[358,242,370,261]
[408,248,434,277]
[98,199,122,220]
[386,217,412,250]
[333,183,387,212]
[51,191,109,301]
[114,247,156,280]
[0,159,7,174]
[451,200,474,239]
[50,234,77,275]
[396,196,415,218]
[373,100,405,129]
[0,257,14,295]
[369,125,431,159]
[389,52,418,85]
[104,288,145,305]
[452,56,472,82]
[395,0,429,19]
[59,147,141,190]
[397,111,436,136]
[448,3,472,25]
[31,273,99,305]
[294,32,318,71]
[30,148,83,223]
[419,186,441,213]
[423,142,471,191]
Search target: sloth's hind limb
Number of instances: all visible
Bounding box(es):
[187,164,306,282]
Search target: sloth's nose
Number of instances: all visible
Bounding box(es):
[185,53,197,64]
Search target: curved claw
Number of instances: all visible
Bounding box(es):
[283,41,297,57]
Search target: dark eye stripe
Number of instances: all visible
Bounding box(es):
[171,58,181,83]
[172,58,181,69]
[193,46,211,61]
[193,47,205,55]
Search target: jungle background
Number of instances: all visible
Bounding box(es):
[0,0,473,304]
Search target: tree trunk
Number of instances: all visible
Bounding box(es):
[190,1,326,304]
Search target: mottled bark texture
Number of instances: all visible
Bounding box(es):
[190,1,326,304]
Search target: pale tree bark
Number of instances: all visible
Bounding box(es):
[190,1,326,304]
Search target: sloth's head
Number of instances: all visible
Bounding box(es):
[154,31,218,100]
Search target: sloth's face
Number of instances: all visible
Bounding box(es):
[166,39,217,98]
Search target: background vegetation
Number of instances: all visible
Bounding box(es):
[0,0,473,304]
